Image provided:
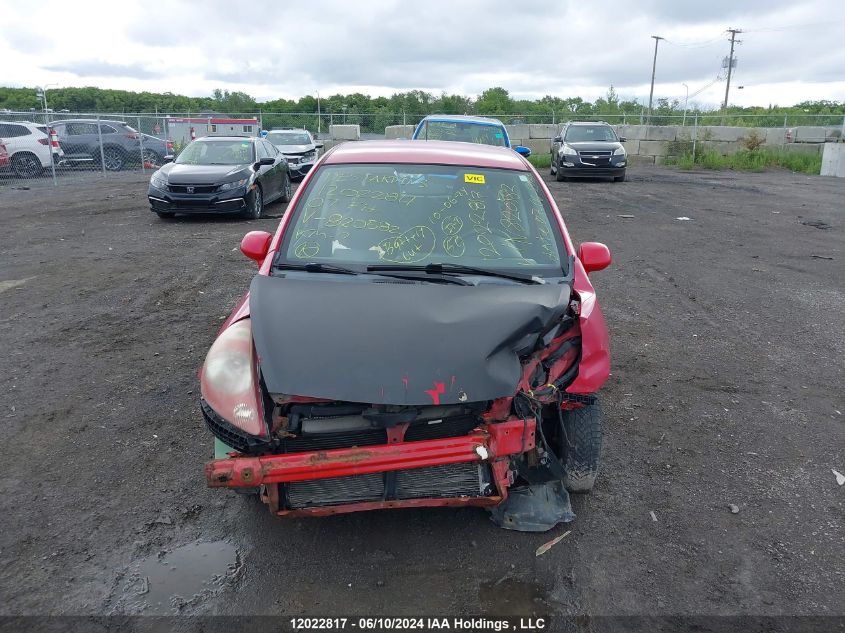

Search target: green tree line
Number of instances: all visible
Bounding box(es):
[2,85,842,128]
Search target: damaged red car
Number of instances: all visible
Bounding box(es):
[201,140,611,531]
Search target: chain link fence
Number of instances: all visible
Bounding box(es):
[2,109,843,189]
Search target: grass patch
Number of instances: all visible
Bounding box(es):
[666,148,821,175]
[528,153,551,169]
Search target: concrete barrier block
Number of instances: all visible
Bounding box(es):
[639,140,669,156]
[765,128,786,146]
[617,125,647,140]
[521,139,552,155]
[784,143,822,155]
[506,125,530,141]
[825,128,842,141]
[628,154,655,166]
[529,124,558,139]
[330,124,360,141]
[700,126,745,142]
[384,125,415,139]
[795,126,827,143]
[707,141,742,156]
[622,139,640,155]
[821,143,845,177]
[643,126,677,142]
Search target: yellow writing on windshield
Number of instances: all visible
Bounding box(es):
[464,173,485,185]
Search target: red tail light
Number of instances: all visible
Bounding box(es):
[127,132,138,139]
[166,140,174,150]
[49,128,60,147]
[38,138,49,145]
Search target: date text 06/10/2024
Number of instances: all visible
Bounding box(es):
[288,617,548,631]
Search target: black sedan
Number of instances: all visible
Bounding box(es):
[147,136,292,219]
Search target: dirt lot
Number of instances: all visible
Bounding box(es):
[0,166,843,629]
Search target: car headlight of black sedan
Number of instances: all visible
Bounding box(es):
[218,178,248,192]
[150,173,167,189]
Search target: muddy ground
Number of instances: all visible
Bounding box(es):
[0,166,843,630]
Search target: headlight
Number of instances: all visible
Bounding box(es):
[303,150,317,162]
[150,173,167,189]
[613,146,626,156]
[200,319,264,436]
[218,178,248,192]
[561,144,577,156]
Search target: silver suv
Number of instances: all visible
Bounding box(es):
[264,128,323,180]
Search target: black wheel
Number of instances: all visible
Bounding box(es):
[280,172,292,203]
[613,173,626,182]
[102,147,125,171]
[243,185,263,219]
[155,211,175,219]
[559,403,603,493]
[142,149,162,166]
[11,152,42,178]
[550,157,556,176]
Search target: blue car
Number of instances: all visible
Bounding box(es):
[412,114,531,157]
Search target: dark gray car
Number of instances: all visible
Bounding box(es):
[49,119,142,171]
[147,136,291,220]
[550,122,627,182]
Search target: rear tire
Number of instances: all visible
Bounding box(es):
[559,403,603,493]
[555,167,567,182]
[11,152,42,178]
[550,159,556,176]
[280,172,292,203]
[143,149,162,166]
[243,185,263,219]
[102,147,125,171]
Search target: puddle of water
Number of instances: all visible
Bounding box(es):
[124,540,239,614]
[479,577,547,616]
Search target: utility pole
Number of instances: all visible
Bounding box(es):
[722,28,742,111]
[647,35,663,124]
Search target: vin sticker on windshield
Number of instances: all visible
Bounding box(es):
[464,173,486,184]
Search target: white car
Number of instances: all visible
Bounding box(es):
[0,121,64,178]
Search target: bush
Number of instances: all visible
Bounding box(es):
[740,129,766,152]
[528,153,551,169]
[666,148,821,175]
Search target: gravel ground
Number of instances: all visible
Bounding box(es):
[0,167,843,630]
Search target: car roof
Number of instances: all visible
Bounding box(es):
[268,128,309,133]
[566,121,612,126]
[322,140,529,170]
[196,135,257,141]
[419,114,506,127]
[49,118,128,124]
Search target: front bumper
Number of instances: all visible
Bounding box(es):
[285,159,315,178]
[205,417,535,516]
[558,155,626,178]
[148,184,248,214]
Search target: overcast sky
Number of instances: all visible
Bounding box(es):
[1,0,844,109]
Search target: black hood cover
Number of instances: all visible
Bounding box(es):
[249,275,572,406]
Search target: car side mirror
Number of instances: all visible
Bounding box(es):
[553,136,562,143]
[162,154,174,163]
[314,142,324,149]
[514,145,531,157]
[240,231,273,264]
[578,242,612,273]
[254,157,275,170]
[618,136,627,143]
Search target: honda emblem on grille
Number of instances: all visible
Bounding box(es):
[186,186,194,194]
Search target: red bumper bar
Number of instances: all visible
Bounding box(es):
[205,417,535,488]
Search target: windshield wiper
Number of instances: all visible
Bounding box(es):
[274,262,360,275]
[273,262,469,285]
[368,262,542,284]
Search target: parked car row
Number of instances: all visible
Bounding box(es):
[0,118,174,178]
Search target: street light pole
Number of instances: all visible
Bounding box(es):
[647,35,663,124]
[682,83,689,126]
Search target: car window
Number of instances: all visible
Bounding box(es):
[262,140,278,156]
[99,124,118,134]
[418,121,507,147]
[0,124,30,137]
[66,123,99,135]
[175,139,254,165]
[266,132,311,145]
[278,164,565,276]
[564,126,618,143]
[256,142,269,159]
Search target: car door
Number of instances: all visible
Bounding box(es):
[263,140,285,194]
[257,140,282,199]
